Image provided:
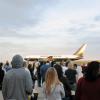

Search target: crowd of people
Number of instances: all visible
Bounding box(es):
[0,54,100,100]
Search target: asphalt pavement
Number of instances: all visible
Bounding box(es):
[0,87,44,100]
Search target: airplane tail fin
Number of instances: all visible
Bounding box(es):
[73,44,87,58]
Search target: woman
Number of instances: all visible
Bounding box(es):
[54,64,71,100]
[75,61,100,100]
[43,67,65,100]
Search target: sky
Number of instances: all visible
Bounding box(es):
[0,0,100,62]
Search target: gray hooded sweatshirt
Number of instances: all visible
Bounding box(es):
[2,55,33,100]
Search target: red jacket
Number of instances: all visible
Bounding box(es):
[75,77,100,100]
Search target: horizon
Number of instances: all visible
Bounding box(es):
[0,0,100,62]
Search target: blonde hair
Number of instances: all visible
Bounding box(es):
[45,67,59,95]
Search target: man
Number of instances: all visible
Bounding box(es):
[40,61,50,83]
[2,55,33,100]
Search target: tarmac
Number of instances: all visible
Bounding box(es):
[0,91,3,100]
[0,87,44,100]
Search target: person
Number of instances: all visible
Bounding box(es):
[81,63,87,76]
[40,61,50,83]
[65,61,77,91]
[61,61,68,75]
[28,64,35,85]
[37,61,43,87]
[43,67,65,100]
[65,61,77,100]
[23,61,30,73]
[32,61,39,100]
[28,63,38,100]
[3,61,12,73]
[75,61,100,100]
[74,64,83,80]
[54,64,71,100]
[2,54,33,100]
[0,62,4,90]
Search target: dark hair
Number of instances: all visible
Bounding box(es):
[0,62,3,69]
[74,64,77,67]
[85,61,100,81]
[54,64,63,79]
[6,61,9,66]
[28,64,32,70]
[0,62,3,67]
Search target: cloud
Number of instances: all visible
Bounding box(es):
[0,26,44,39]
[94,15,100,21]
[0,0,100,60]
[0,0,60,27]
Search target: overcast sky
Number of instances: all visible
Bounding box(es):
[0,0,100,61]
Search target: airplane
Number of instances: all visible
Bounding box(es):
[24,44,87,61]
